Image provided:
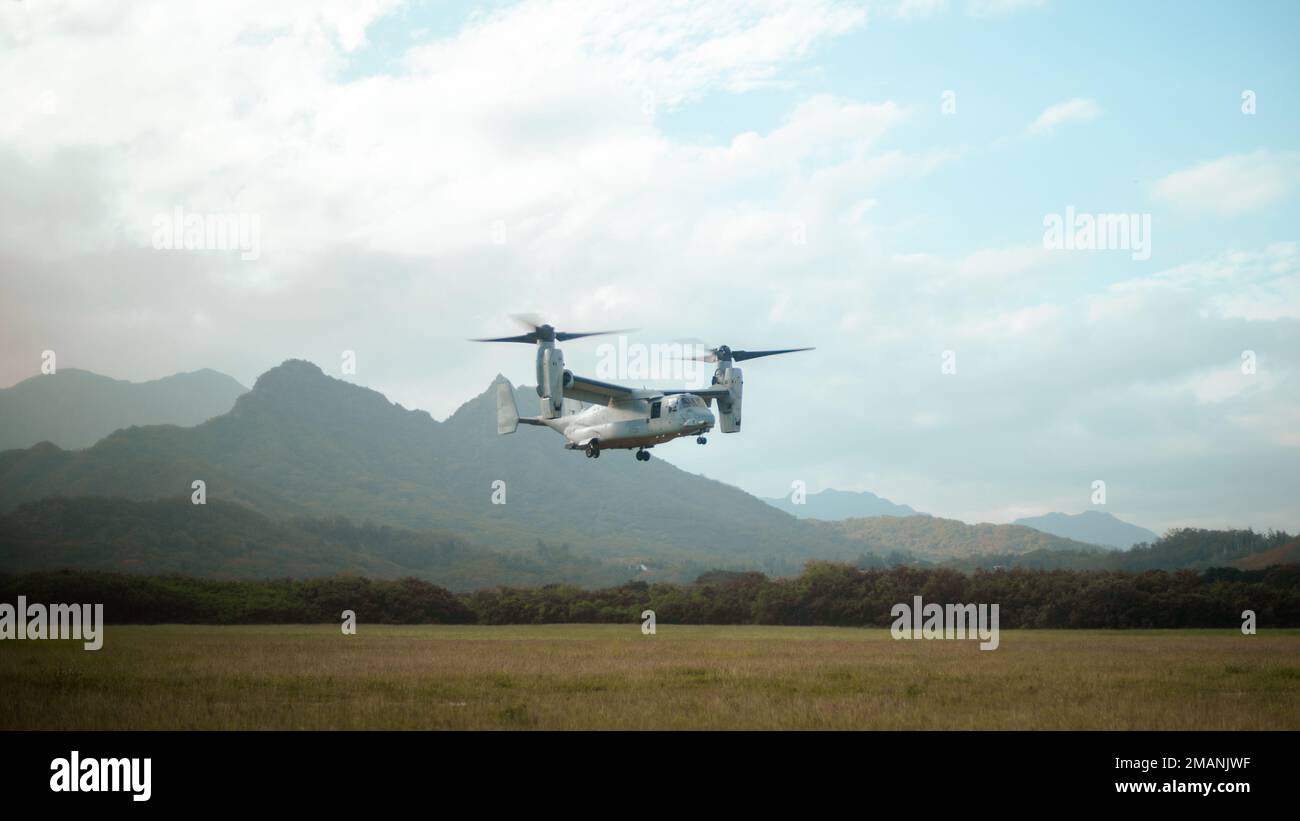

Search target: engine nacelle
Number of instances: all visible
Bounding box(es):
[715,366,743,432]
[535,347,567,418]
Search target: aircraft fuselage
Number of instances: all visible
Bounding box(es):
[546,395,713,451]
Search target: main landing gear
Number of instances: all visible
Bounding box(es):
[696,436,707,444]
[635,448,651,462]
[585,442,600,458]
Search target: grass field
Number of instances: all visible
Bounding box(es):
[3,625,1299,730]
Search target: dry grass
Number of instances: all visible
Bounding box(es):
[2,625,1298,729]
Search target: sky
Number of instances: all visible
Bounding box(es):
[1,0,1298,534]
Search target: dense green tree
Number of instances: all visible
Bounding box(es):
[5,561,1297,628]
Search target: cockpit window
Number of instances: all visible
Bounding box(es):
[661,394,701,412]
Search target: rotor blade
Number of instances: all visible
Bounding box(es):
[469,333,538,344]
[672,341,719,362]
[509,313,546,332]
[730,347,815,362]
[680,349,719,362]
[554,328,636,341]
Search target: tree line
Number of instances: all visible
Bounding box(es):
[4,561,1298,628]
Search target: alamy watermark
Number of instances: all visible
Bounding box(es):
[1043,206,1151,261]
[0,597,104,650]
[50,752,150,801]
[595,337,712,388]
[152,206,261,261]
[891,595,999,650]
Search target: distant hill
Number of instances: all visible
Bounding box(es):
[943,527,1296,573]
[0,368,247,451]
[762,488,922,520]
[1013,510,1158,549]
[817,515,1101,561]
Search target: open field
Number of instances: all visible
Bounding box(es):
[3,625,1299,730]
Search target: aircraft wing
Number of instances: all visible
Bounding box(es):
[564,375,733,405]
[654,386,733,408]
[658,387,732,398]
[564,374,637,405]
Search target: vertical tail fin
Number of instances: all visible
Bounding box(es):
[496,380,520,435]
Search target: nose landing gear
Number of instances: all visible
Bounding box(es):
[635,448,651,462]
[585,442,600,458]
[696,436,707,444]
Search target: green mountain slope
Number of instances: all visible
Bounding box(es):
[819,514,1102,560]
[943,527,1296,572]
[0,496,635,591]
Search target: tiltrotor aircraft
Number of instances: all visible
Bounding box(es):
[473,316,811,462]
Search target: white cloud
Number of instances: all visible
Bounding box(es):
[1091,242,1300,321]
[1152,150,1300,217]
[1026,97,1101,136]
[1179,363,1275,404]
[953,303,1063,339]
[1,0,931,393]
[0,0,881,269]
[955,244,1055,280]
[878,0,1046,20]
[884,0,950,20]
[1228,406,1300,447]
[966,0,1046,17]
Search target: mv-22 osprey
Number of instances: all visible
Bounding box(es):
[474,317,811,462]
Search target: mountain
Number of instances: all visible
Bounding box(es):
[0,368,248,451]
[818,515,1101,561]
[0,360,851,578]
[1012,511,1159,549]
[762,488,922,520]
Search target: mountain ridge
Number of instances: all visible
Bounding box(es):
[1012,510,1159,549]
[762,488,922,520]
[0,366,248,451]
[819,514,1104,560]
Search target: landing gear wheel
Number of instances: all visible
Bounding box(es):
[696,436,707,444]
[585,443,600,458]
[636,449,650,462]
